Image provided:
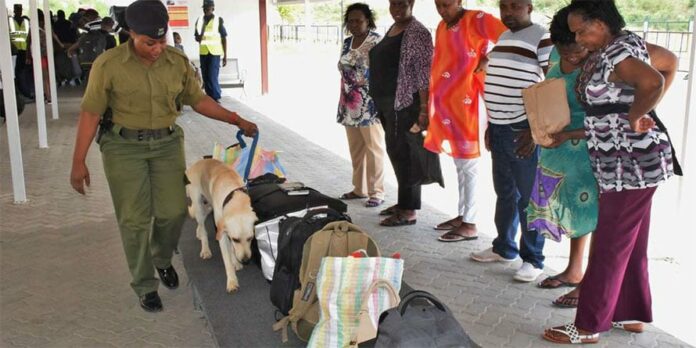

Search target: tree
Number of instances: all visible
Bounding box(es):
[473,0,694,26]
[277,5,303,24]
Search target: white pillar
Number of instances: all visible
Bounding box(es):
[29,0,48,148]
[304,0,311,42]
[43,0,59,119]
[1,0,28,203]
[679,7,696,208]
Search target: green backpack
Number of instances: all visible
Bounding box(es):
[273,221,380,342]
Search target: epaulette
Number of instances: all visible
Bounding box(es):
[166,46,190,63]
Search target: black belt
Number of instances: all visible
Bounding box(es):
[119,126,174,141]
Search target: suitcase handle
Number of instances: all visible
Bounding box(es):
[301,207,348,223]
[233,130,259,182]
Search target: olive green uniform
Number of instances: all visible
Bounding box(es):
[81,42,205,296]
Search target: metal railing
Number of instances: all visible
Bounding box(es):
[629,20,694,72]
[270,23,694,72]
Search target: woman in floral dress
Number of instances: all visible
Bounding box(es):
[337,3,386,208]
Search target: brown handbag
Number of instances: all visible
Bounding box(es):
[522,78,571,146]
[350,279,401,347]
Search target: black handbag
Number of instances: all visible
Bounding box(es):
[404,132,445,188]
[375,290,479,348]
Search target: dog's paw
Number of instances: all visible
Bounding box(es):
[200,249,213,259]
[226,279,239,293]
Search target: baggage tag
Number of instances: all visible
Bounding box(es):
[287,189,309,196]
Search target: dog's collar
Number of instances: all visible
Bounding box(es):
[222,186,248,208]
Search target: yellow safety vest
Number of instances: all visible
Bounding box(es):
[113,33,120,46]
[9,17,29,51]
[196,16,223,56]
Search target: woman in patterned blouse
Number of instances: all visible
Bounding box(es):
[544,0,676,344]
[337,3,386,208]
[368,0,434,226]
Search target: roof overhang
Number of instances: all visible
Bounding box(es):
[273,0,332,4]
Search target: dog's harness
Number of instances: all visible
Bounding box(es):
[222,186,249,208]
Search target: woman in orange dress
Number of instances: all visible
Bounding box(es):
[425,0,506,242]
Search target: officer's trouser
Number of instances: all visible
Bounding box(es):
[99,125,187,296]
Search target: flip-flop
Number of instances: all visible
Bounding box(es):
[437,230,478,242]
[339,191,367,200]
[379,205,399,216]
[434,216,463,230]
[380,215,416,227]
[552,294,579,308]
[365,198,384,208]
[537,275,580,289]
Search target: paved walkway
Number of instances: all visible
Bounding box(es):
[1,88,691,347]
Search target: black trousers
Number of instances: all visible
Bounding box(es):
[374,95,421,210]
[14,50,33,98]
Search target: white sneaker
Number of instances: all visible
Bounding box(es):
[513,262,543,282]
[471,247,515,263]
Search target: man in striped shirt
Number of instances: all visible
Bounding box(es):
[471,0,553,283]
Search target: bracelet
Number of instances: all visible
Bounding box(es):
[228,112,239,124]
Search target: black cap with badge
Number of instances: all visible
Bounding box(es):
[203,0,214,8]
[126,0,169,39]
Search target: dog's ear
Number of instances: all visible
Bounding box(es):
[216,221,225,241]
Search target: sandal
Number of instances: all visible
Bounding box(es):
[379,204,399,216]
[434,216,463,230]
[379,214,416,227]
[543,324,599,344]
[437,229,478,242]
[537,275,580,289]
[552,294,579,308]
[612,321,644,333]
[339,191,367,200]
[365,197,384,208]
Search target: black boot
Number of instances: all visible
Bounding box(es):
[156,265,179,289]
[139,291,163,312]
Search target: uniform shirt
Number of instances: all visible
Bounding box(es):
[81,41,206,129]
[484,23,552,125]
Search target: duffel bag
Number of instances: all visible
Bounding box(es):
[249,183,347,223]
[375,290,480,348]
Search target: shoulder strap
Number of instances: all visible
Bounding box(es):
[649,110,683,176]
[287,228,333,321]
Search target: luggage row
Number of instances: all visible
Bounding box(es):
[247,175,478,347]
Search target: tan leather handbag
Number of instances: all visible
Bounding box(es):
[522,78,571,147]
[350,279,401,347]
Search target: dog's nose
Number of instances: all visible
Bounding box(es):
[241,258,251,265]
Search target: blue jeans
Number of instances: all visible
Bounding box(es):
[489,123,545,269]
[200,54,221,101]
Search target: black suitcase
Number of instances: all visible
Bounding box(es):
[248,183,347,223]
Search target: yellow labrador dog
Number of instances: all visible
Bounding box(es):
[186,158,258,292]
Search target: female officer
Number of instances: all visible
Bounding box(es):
[70,0,257,312]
